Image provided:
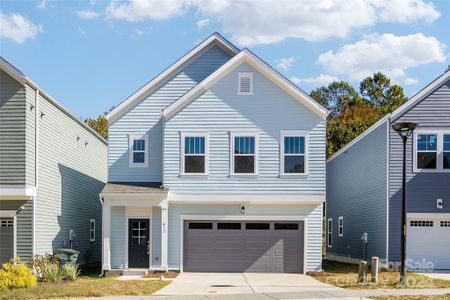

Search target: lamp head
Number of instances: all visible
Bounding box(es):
[392,122,418,138]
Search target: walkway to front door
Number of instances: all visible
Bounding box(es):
[128,218,150,268]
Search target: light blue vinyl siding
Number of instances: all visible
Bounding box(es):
[110,207,125,269]
[167,203,323,272]
[388,78,450,261]
[326,121,388,260]
[108,46,231,182]
[163,63,326,192]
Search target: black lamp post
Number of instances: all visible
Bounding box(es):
[391,121,418,285]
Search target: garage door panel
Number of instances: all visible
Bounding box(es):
[0,218,14,264]
[184,220,304,273]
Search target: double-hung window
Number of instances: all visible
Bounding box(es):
[414,131,450,172]
[327,218,332,248]
[338,216,344,237]
[129,134,148,167]
[280,131,308,175]
[181,132,208,175]
[231,132,258,175]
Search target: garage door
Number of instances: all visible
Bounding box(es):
[183,221,304,273]
[0,218,14,264]
[407,218,450,270]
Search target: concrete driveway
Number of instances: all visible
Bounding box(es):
[153,272,341,296]
[418,271,450,281]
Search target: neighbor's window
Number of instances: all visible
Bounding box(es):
[232,135,257,174]
[129,134,148,167]
[238,72,253,95]
[444,134,450,169]
[416,134,437,169]
[182,133,207,174]
[281,133,307,174]
[327,218,332,247]
[338,216,344,237]
[89,219,95,242]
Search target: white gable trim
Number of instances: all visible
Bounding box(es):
[391,69,450,121]
[163,49,328,120]
[106,33,239,125]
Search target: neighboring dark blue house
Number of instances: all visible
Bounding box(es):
[326,69,450,270]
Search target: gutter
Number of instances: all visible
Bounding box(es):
[32,88,39,255]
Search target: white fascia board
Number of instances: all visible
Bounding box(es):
[0,186,35,200]
[106,33,240,125]
[163,49,329,120]
[407,213,450,219]
[326,114,391,164]
[390,69,450,121]
[0,57,107,144]
[167,191,325,203]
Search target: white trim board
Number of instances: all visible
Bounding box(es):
[163,49,328,121]
[0,186,35,200]
[106,33,239,125]
[407,213,450,219]
[178,214,308,274]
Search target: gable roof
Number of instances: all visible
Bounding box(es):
[327,67,450,164]
[0,56,107,144]
[163,48,329,120]
[106,32,240,124]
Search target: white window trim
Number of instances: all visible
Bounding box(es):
[129,134,149,168]
[230,131,259,177]
[180,131,209,176]
[279,130,309,177]
[338,216,344,237]
[90,219,95,242]
[327,218,332,248]
[237,72,253,95]
[413,129,450,173]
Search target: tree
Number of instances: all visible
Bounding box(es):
[311,72,407,157]
[360,72,407,114]
[85,115,108,139]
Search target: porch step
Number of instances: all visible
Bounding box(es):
[122,269,150,276]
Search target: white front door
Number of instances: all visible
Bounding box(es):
[407,217,450,270]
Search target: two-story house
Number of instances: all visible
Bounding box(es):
[100,33,328,274]
[326,68,450,270]
[0,57,107,264]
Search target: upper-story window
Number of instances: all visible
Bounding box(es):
[129,134,148,167]
[280,131,308,176]
[238,72,253,95]
[414,131,450,172]
[181,132,208,175]
[231,132,258,175]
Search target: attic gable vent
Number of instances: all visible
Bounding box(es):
[238,72,253,95]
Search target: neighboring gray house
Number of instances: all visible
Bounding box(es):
[0,57,107,264]
[101,33,329,274]
[326,69,450,270]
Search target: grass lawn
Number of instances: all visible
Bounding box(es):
[309,260,450,289]
[371,295,450,300]
[0,264,170,300]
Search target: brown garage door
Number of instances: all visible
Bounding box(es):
[0,218,14,264]
[183,221,304,273]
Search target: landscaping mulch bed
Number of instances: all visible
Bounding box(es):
[144,271,179,279]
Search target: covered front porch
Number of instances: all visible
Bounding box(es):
[100,182,168,274]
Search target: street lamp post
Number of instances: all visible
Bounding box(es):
[391,121,418,285]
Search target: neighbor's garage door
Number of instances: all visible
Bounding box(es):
[407,218,450,270]
[183,221,304,273]
[0,218,14,264]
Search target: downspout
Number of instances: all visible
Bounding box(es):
[32,88,40,255]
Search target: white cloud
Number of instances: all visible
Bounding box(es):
[291,74,339,86]
[196,18,210,29]
[403,77,418,85]
[105,0,188,21]
[98,0,440,46]
[317,33,446,83]
[37,0,47,9]
[276,57,297,71]
[77,10,101,20]
[0,12,42,44]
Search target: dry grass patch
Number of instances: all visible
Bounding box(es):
[371,295,450,300]
[309,260,450,289]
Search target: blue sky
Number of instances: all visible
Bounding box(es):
[1,0,449,119]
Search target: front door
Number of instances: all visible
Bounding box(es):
[128,219,150,268]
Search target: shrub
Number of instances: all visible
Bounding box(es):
[0,258,37,290]
[41,262,62,283]
[30,254,62,282]
[60,263,80,281]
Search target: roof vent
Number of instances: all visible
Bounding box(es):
[238,72,253,95]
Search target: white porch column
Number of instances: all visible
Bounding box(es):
[160,202,168,271]
[102,204,111,271]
